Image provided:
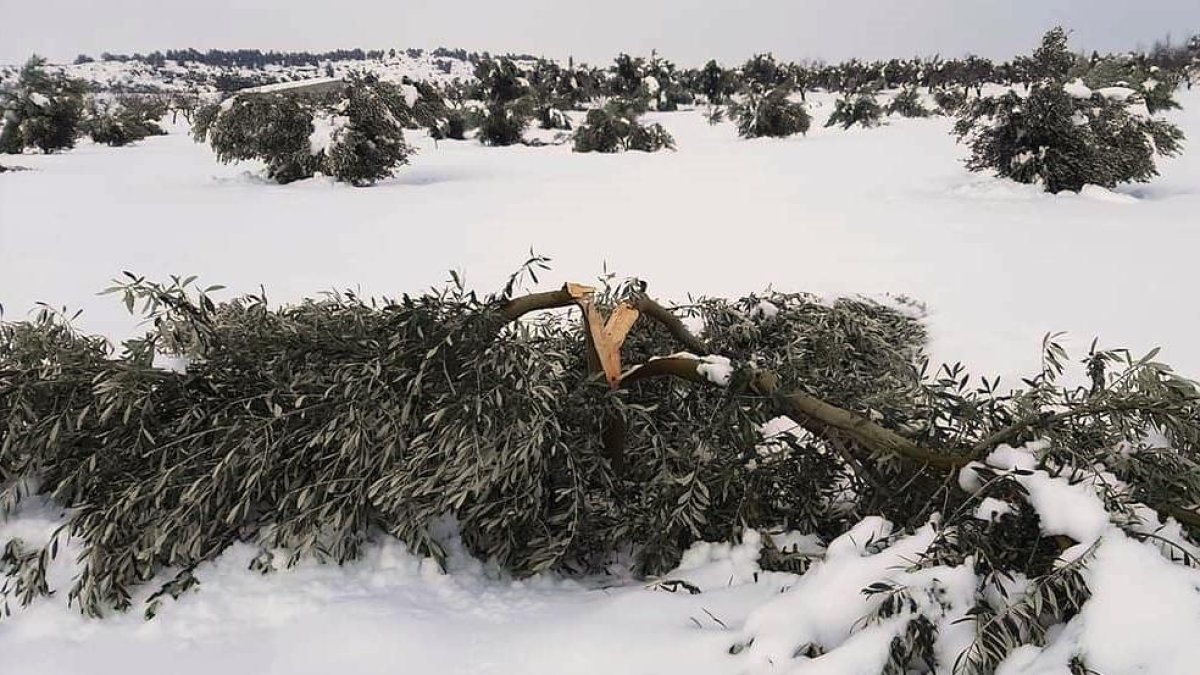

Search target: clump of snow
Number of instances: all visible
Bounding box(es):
[1063,79,1093,99]
[696,354,734,387]
[1078,184,1138,204]
[28,91,50,107]
[974,496,1014,521]
[151,350,191,374]
[964,442,1110,548]
[768,531,826,557]
[308,113,349,156]
[1095,86,1136,101]
[735,518,979,673]
[679,313,706,338]
[400,84,420,108]
[666,529,763,591]
[751,299,779,319]
[984,442,1042,472]
[1000,531,1200,675]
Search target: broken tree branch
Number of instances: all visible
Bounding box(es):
[500,285,1200,531]
[498,283,595,323]
[630,295,709,354]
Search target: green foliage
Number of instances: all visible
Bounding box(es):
[199,93,317,183]
[825,92,884,129]
[535,105,571,131]
[954,28,1186,193]
[322,77,412,186]
[2,267,1199,629]
[477,102,530,146]
[0,266,921,615]
[933,87,969,116]
[572,101,674,153]
[730,87,811,138]
[85,96,167,146]
[1082,56,1182,114]
[886,88,930,118]
[193,77,412,185]
[0,55,87,154]
[698,60,737,104]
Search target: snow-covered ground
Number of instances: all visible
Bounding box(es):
[0,52,478,93]
[4,442,1200,675]
[3,90,1200,675]
[3,91,1199,385]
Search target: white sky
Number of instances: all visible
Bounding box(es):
[1,0,1197,66]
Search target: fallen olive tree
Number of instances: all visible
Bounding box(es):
[3,261,1199,660]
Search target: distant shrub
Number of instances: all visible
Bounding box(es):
[193,76,411,185]
[199,93,318,183]
[536,105,572,130]
[825,92,884,129]
[85,97,167,146]
[434,110,469,140]
[0,56,87,154]
[477,103,530,146]
[321,79,412,186]
[886,88,930,118]
[955,28,1185,193]
[730,87,811,138]
[572,101,674,153]
[933,87,969,116]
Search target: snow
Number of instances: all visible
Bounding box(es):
[998,530,1200,675]
[734,518,979,674]
[968,442,1109,547]
[28,91,50,107]
[4,442,1200,674]
[695,354,734,386]
[1095,86,1136,101]
[5,90,1200,390]
[973,496,1014,520]
[752,299,779,319]
[401,83,420,108]
[1063,79,1093,99]
[308,113,349,156]
[669,529,765,591]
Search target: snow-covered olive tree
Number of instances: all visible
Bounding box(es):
[572,100,674,152]
[954,28,1185,193]
[192,76,412,185]
[886,88,930,118]
[825,92,884,129]
[0,56,87,154]
[85,96,167,146]
[730,86,811,138]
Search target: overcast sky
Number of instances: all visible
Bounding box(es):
[1,0,1197,66]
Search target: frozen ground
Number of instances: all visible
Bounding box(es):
[3,90,1200,674]
[3,91,1199,386]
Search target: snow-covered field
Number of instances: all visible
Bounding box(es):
[3,89,1200,674]
[3,90,1199,384]
[0,52,478,93]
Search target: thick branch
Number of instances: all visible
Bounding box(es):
[775,392,967,471]
[621,358,965,470]
[620,357,708,386]
[623,356,1200,530]
[498,287,579,322]
[631,296,709,354]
